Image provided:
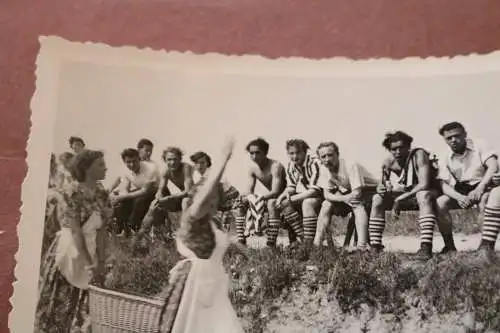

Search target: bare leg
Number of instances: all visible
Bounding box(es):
[266,199,281,247]
[414,190,437,260]
[234,206,248,245]
[352,204,369,248]
[344,215,356,247]
[314,200,334,247]
[302,197,321,246]
[480,186,500,250]
[436,194,456,253]
[368,194,386,251]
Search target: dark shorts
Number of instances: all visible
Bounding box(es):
[377,188,441,211]
[445,182,498,210]
[379,192,420,211]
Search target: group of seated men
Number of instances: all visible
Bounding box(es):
[62,121,500,262]
[231,121,499,261]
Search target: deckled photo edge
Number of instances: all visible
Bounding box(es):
[9,34,500,333]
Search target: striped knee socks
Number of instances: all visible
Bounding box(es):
[235,215,246,244]
[303,216,318,243]
[369,217,385,247]
[267,218,281,247]
[284,211,304,240]
[419,214,436,247]
[481,206,500,248]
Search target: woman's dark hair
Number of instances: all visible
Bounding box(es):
[69,136,85,146]
[162,147,183,161]
[438,121,466,136]
[137,138,154,149]
[70,149,104,182]
[121,148,140,161]
[382,131,414,150]
[246,137,269,155]
[190,151,212,168]
[178,177,227,259]
[286,139,310,153]
[316,141,339,156]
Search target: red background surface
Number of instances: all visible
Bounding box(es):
[1,0,500,331]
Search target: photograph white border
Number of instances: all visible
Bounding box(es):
[10,35,500,332]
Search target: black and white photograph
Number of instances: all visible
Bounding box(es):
[11,37,500,333]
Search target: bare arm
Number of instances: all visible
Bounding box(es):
[241,167,257,197]
[62,203,93,265]
[120,181,156,200]
[478,156,499,190]
[381,158,393,186]
[109,176,122,193]
[290,189,317,203]
[397,151,431,200]
[186,140,234,220]
[118,176,130,194]
[156,169,167,198]
[260,163,285,201]
[441,181,463,201]
[169,164,194,200]
[323,187,362,203]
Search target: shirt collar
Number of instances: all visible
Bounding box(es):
[450,138,475,159]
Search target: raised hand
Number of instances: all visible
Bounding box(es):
[221,136,236,160]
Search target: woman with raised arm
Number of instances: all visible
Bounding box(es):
[35,149,112,333]
[158,136,246,333]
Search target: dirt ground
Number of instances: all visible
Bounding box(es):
[238,233,499,333]
[239,233,500,252]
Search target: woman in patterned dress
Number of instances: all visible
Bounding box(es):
[158,137,246,333]
[43,152,76,256]
[35,149,112,333]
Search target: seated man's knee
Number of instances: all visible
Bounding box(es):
[234,206,247,218]
[320,200,334,215]
[302,197,321,212]
[416,190,433,206]
[436,194,452,211]
[267,199,278,215]
[181,197,189,210]
[371,193,385,209]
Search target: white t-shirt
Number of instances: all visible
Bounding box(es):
[437,138,498,186]
[120,161,160,191]
[317,159,378,193]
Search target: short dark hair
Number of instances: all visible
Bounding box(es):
[190,151,212,167]
[162,147,183,161]
[382,131,414,150]
[286,139,310,153]
[438,122,466,136]
[137,138,154,149]
[246,138,269,155]
[69,136,85,146]
[70,149,104,182]
[121,148,140,161]
[316,141,339,156]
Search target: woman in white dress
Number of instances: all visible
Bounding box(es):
[158,137,245,333]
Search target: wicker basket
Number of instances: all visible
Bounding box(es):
[88,284,164,333]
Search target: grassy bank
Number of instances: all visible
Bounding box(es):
[103,234,500,333]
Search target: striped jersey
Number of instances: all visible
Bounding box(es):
[285,154,321,193]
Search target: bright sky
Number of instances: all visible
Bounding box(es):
[52,61,500,191]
